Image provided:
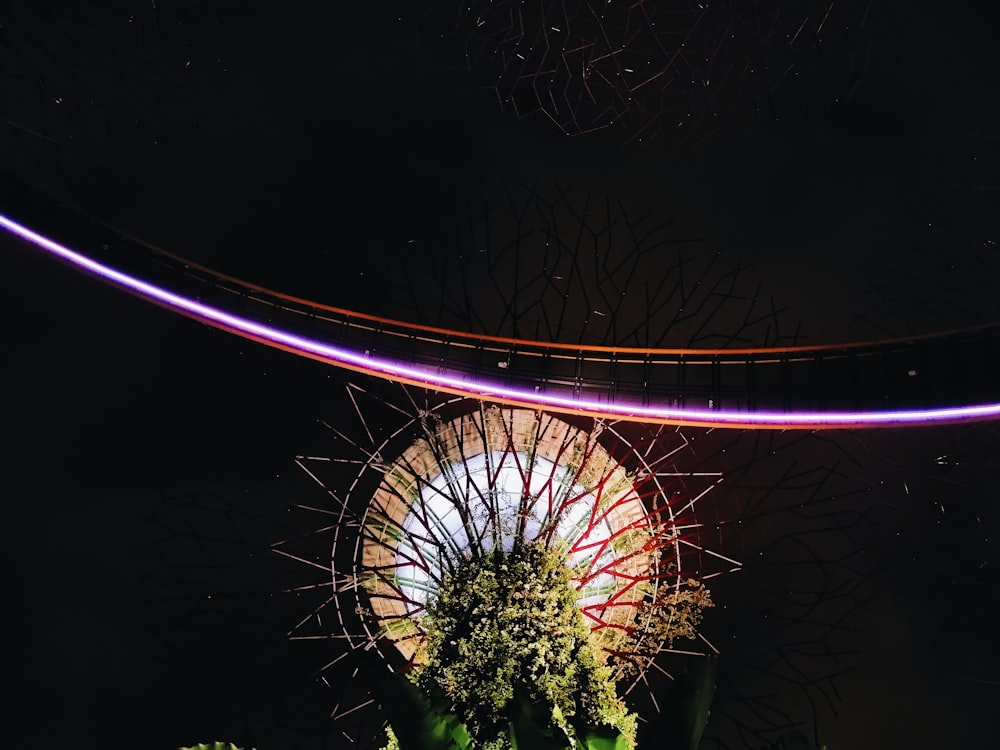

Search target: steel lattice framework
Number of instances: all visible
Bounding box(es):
[133,377,1000,749]
[413,0,873,143]
[282,393,734,682]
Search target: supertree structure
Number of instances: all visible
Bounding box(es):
[408,0,875,144]
[134,375,1000,749]
[276,385,729,748]
[262,376,933,749]
[371,181,803,349]
[352,406,711,664]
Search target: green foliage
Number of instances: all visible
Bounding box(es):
[614,575,714,679]
[354,648,471,750]
[375,674,471,750]
[637,655,717,750]
[412,540,637,749]
[636,578,713,649]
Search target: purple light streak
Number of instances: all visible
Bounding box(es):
[4,212,1000,429]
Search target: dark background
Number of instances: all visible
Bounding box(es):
[2,2,1000,748]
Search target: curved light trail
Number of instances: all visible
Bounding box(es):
[4,211,1000,429]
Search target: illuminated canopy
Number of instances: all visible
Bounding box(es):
[360,408,653,661]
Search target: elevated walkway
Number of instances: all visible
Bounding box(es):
[3,181,999,429]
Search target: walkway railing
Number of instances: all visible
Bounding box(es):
[3,181,1000,429]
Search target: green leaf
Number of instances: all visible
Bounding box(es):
[576,725,631,750]
[637,655,718,750]
[414,541,638,746]
[379,676,470,750]
[508,691,565,750]
[354,649,471,750]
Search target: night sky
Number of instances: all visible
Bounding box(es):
[2,2,1000,748]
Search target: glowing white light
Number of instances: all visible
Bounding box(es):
[394,450,620,613]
